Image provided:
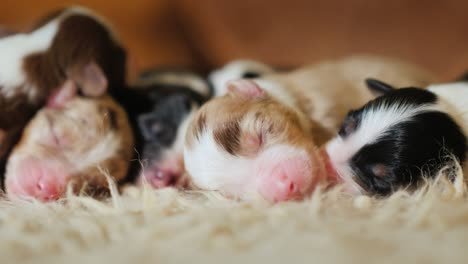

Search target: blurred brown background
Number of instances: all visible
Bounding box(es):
[1,0,467,79]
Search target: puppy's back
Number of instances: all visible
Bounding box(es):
[263,55,437,143]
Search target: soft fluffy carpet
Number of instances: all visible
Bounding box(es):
[1,172,468,264]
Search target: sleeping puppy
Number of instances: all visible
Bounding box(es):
[184,56,436,202]
[116,70,209,189]
[4,83,133,202]
[0,6,126,169]
[324,78,468,196]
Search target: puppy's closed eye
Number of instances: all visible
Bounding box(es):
[108,110,119,129]
[339,114,358,138]
[100,107,119,129]
[242,71,261,79]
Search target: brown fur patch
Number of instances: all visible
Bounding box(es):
[23,11,127,102]
[106,108,119,130]
[213,119,241,155]
[194,112,206,140]
[0,10,127,163]
[23,52,62,101]
[0,92,38,161]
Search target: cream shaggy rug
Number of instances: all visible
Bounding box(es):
[1,174,468,264]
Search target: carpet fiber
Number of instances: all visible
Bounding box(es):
[1,173,468,264]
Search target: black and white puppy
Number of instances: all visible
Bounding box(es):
[325,78,468,196]
[117,70,210,188]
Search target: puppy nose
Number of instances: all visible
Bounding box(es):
[143,167,179,189]
[34,177,65,201]
[255,150,318,203]
[6,159,69,202]
[259,167,304,202]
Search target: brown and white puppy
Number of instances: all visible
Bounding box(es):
[184,56,437,202]
[4,84,133,202]
[0,6,126,167]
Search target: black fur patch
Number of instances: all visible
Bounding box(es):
[456,72,468,82]
[365,78,396,95]
[115,81,208,181]
[242,71,261,79]
[340,88,466,196]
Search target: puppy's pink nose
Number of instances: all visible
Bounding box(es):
[143,167,179,189]
[31,174,65,201]
[256,157,314,203]
[6,159,69,202]
[141,156,185,189]
[258,165,303,202]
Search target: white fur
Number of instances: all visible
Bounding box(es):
[209,59,275,96]
[184,130,254,196]
[0,20,59,99]
[184,123,311,199]
[326,101,439,190]
[428,82,468,135]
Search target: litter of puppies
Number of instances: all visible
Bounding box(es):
[0,6,466,203]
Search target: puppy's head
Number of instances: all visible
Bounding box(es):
[325,79,467,195]
[5,94,133,201]
[137,86,205,189]
[0,6,126,105]
[184,80,326,202]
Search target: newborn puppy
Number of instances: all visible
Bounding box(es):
[184,56,436,202]
[5,87,133,202]
[0,6,126,165]
[116,70,209,189]
[324,78,468,196]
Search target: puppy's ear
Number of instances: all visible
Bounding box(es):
[365,78,396,97]
[242,71,261,79]
[227,79,265,98]
[46,80,77,108]
[68,61,108,97]
[455,71,468,82]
